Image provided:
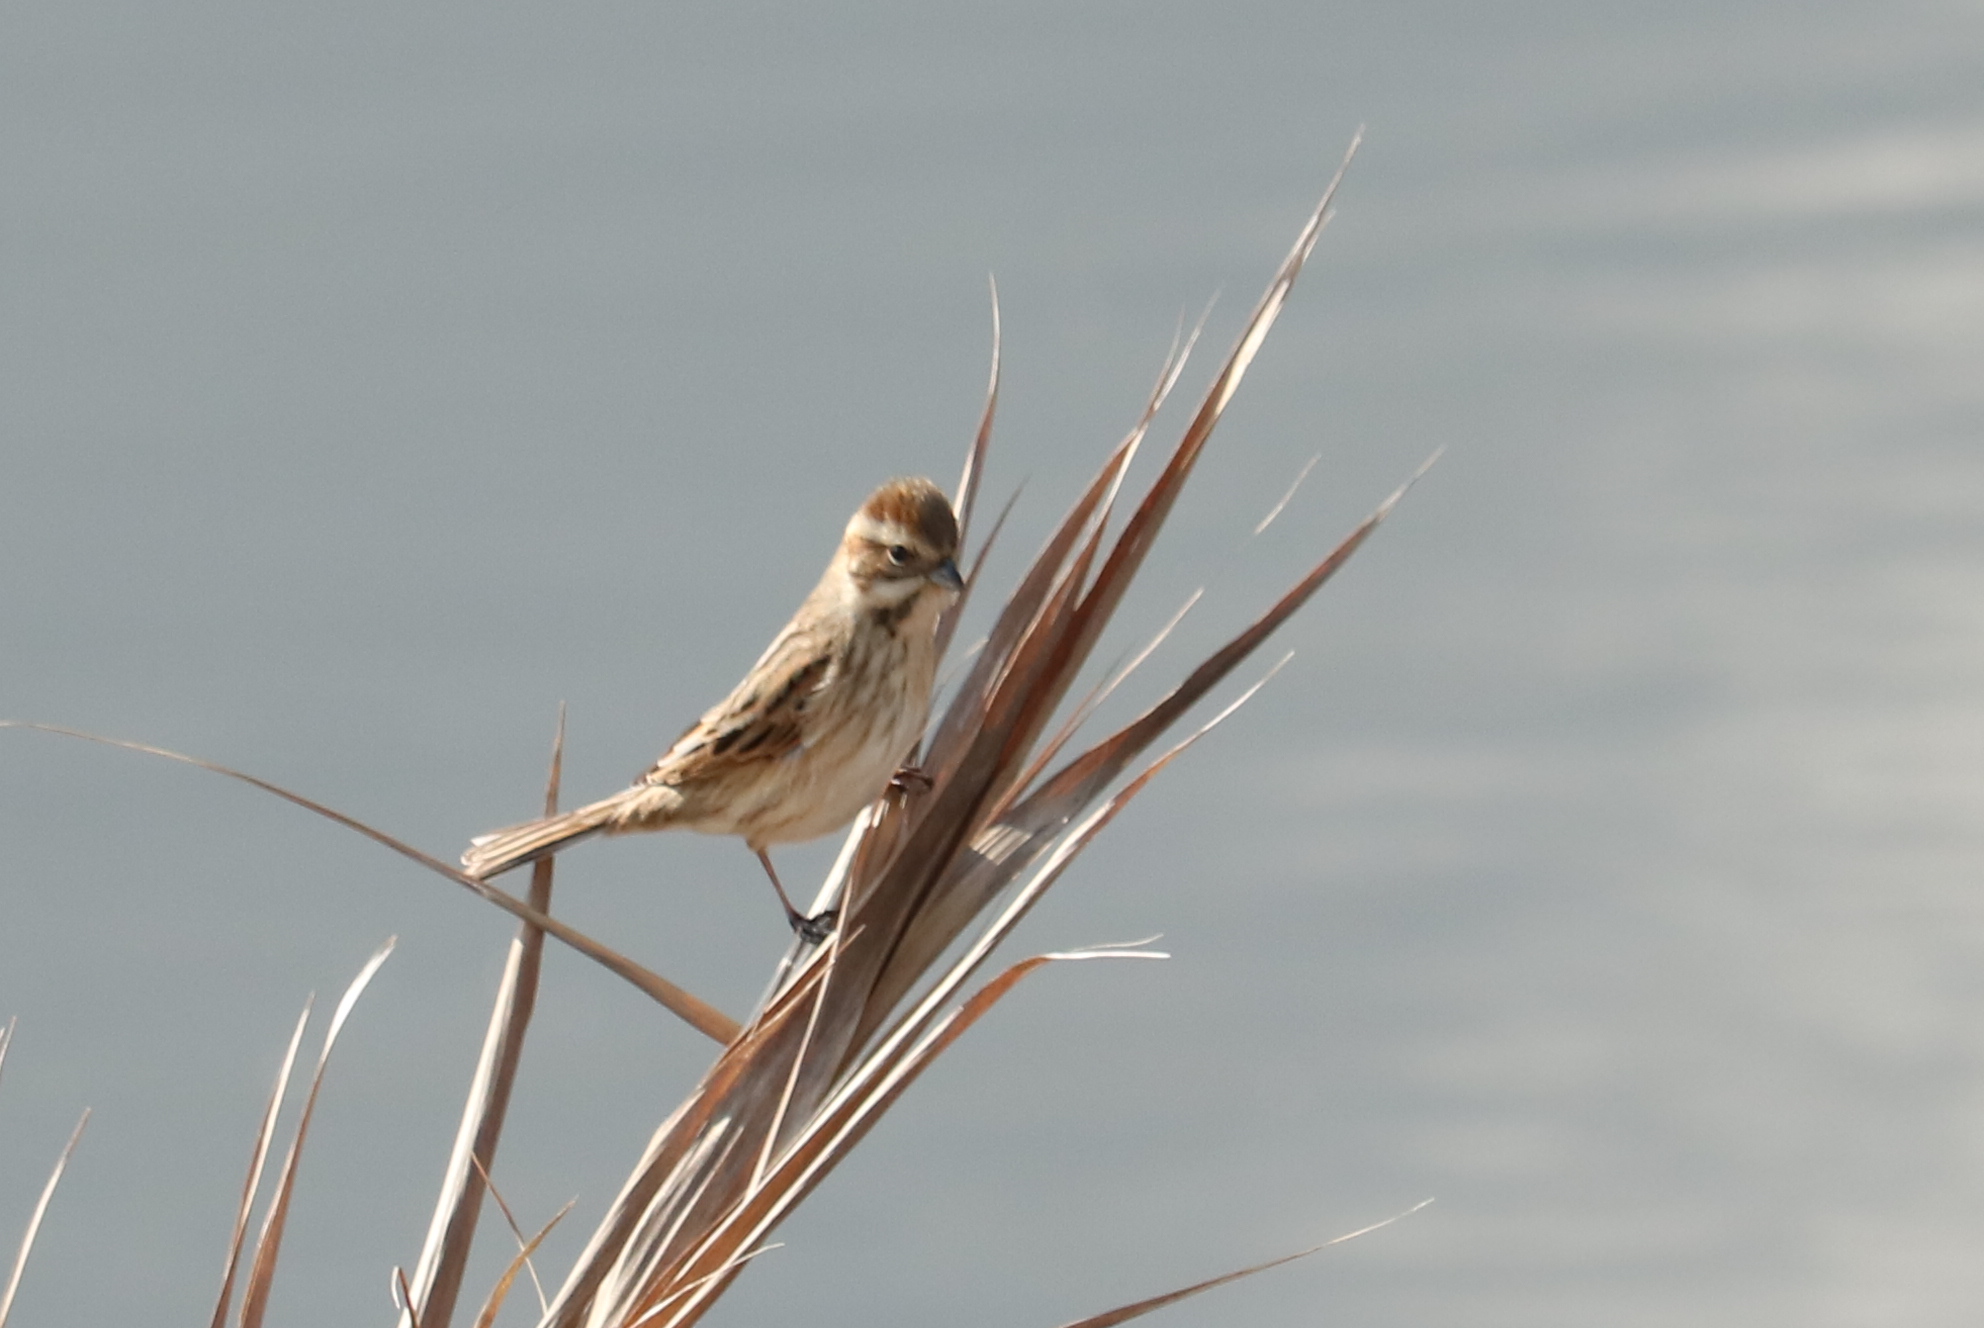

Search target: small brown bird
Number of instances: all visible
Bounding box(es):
[462,476,963,940]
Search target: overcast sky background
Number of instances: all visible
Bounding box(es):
[4,2,1983,1325]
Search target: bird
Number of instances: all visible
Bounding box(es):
[462,476,964,941]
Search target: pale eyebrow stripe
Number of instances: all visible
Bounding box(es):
[847,515,912,545]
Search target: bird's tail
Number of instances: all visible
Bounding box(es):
[462,796,621,879]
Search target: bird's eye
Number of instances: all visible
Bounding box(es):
[888,545,912,565]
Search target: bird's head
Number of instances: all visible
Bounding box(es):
[838,477,964,608]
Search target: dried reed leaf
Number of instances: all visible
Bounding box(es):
[857,655,1292,1036]
[238,939,395,1328]
[472,1200,574,1328]
[619,1243,780,1328]
[1254,450,1322,535]
[1054,1199,1433,1328]
[633,950,1165,1328]
[922,298,1201,793]
[980,140,1356,794]
[535,966,836,1325]
[1010,587,1205,802]
[209,1004,311,1328]
[0,1107,89,1328]
[394,1268,423,1328]
[0,721,736,1043]
[405,708,567,1328]
[957,275,1000,549]
[1009,457,1431,823]
[920,378,1158,784]
[470,1154,565,1318]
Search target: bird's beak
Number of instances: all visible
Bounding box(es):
[930,557,964,592]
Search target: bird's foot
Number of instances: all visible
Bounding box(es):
[889,765,935,795]
[788,908,840,945]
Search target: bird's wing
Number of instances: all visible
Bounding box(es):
[639,628,835,787]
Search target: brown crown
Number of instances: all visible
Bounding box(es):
[860,477,959,555]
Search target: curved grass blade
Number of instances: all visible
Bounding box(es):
[861,657,1291,1031]
[1011,137,1362,766]
[469,1154,565,1318]
[238,939,395,1328]
[956,275,1000,553]
[934,276,1002,663]
[209,1004,311,1328]
[1054,1199,1433,1328]
[620,1242,781,1328]
[393,1269,423,1328]
[1253,451,1322,535]
[0,1108,89,1328]
[921,299,1201,795]
[0,722,737,1044]
[405,708,567,1328]
[1009,587,1205,798]
[636,949,1166,1328]
[1014,451,1436,826]
[470,1199,573,1328]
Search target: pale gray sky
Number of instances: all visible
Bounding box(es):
[4,2,1983,1324]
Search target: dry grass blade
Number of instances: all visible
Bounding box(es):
[470,1155,565,1318]
[394,1268,424,1328]
[935,278,1001,662]
[405,708,567,1328]
[1011,587,1204,796]
[0,721,736,1043]
[632,949,1165,1328]
[238,939,395,1328]
[1254,450,1322,535]
[472,1201,575,1328]
[0,1108,89,1328]
[0,1019,14,1094]
[916,290,1207,800]
[856,655,1289,1042]
[533,980,835,1325]
[618,1244,781,1328]
[956,276,999,550]
[1054,1199,1434,1328]
[988,138,1359,769]
[209,1004,312,1328]
[927,295,1204,783]
[1005,455,1433,824]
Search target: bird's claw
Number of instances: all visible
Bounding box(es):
[889,765,934,795]
[789,908,839,945]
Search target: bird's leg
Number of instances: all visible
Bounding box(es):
[889,765,934,795]
[756,849,837,943]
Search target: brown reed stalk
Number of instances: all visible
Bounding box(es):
[399,709,568,1328]
[0,721,734,1043]
[234,939,395,1328]
[0,1038,88,1328]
